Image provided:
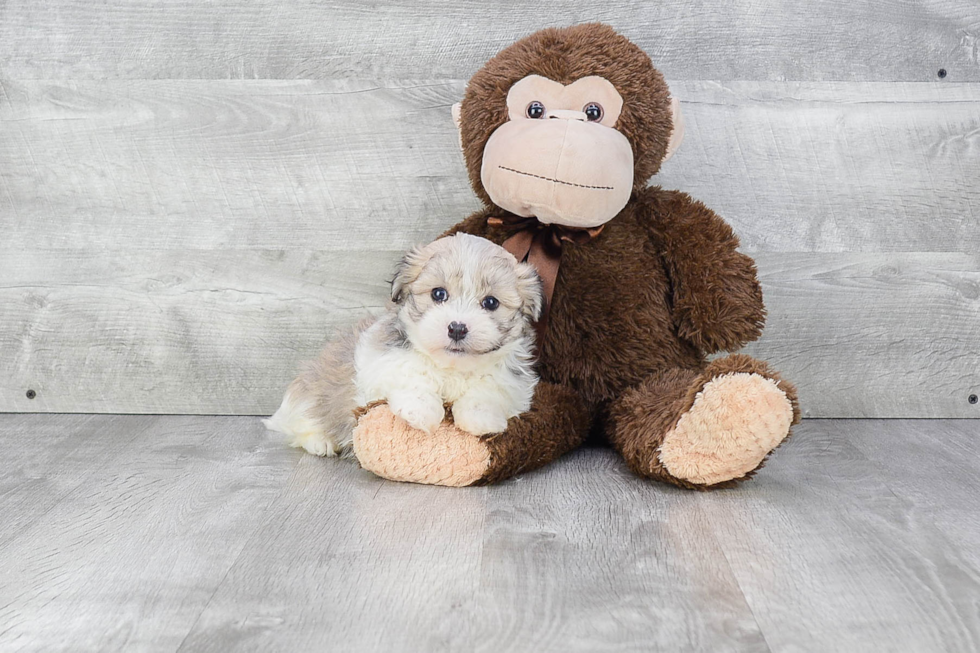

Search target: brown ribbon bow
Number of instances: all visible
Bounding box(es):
[487,214,605,341]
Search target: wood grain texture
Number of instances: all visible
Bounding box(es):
[844,418,980,602]
[3,415,980,651]
[0,78,477,252]
[0,248,397,414]
[177,453,489,652]
[0,413,155,547]
[847,419,980,575]
[2,250,977,416]
[745,252,980,418]
[2,80,978,253]
[1,0,979,81]
[700,419,980,651]
[0,415,297,652]
[444,450,768,652]
[660,82,980,253]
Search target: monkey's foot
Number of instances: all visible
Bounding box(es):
[658,372,795,486]
[352,404,490,487]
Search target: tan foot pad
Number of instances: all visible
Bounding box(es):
[352,404,491,487]
[659,372,794,486]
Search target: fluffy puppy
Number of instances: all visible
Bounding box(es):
[264,233,543,457]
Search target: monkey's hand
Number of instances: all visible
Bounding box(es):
[641,189,766,353]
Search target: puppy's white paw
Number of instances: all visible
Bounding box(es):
[292,431,341,457]
[263,395,342,457]
[388,392,446,434]
[452,401,509,436]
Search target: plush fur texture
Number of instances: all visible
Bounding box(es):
[447,189,765,404]
[658,373,794,485]
[608,355,800,490]
[350,24,801,488]
[353,403,492,487]
[266,234,543,456]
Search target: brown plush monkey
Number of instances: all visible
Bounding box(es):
[352,23,800,489]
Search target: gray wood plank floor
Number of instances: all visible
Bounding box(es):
[1,416,978,652]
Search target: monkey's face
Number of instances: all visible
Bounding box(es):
[454,24,685,230]
[479,75,634,229]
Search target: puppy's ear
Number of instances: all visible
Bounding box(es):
[514,262,543,321]
[391,245,429,303]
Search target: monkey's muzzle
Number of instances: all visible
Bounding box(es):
[480,118,634,228]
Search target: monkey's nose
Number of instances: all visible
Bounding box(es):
[448,321,468,342]
[548,109,587,121]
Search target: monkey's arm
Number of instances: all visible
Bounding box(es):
[352,381,591,486]
[639,189,765,354]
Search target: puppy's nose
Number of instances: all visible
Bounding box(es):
[448,321,468,342]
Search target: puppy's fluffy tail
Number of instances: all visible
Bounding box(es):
[263,320,369,457]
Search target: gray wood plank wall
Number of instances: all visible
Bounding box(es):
[1,2,978,417]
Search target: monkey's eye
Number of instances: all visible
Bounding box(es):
[481,296,500,311]
[584,102,603,122]
[526,101,546,119]
[431,288,449,302]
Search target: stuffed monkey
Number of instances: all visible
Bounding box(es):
[352,23,800,489]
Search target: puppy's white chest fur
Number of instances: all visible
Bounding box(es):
[354,318,529,403]
[353,316,535,436]
[356,347,482,404]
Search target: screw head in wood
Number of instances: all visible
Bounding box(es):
[970,394,978,405]
[938,68,947,78]
[26,389,37,399]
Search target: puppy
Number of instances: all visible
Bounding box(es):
[264,233,543,457]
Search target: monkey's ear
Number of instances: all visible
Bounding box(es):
[451,102,463,151]
[391,245,428,303]
[663,95,685,162]
[515,262,544,321]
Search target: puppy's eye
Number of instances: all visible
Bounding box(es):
[584,102,603,122]
[526,101,546,119]
[481,296,499,311]
[431,287,448,302]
